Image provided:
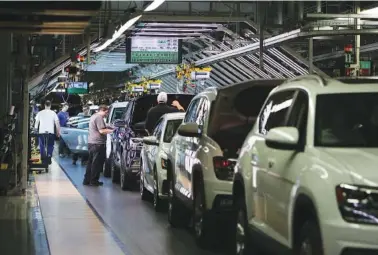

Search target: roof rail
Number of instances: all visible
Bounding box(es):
[286,74,327,86]
[204,86,218,93]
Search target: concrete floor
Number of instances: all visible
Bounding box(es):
[0,178,50,255]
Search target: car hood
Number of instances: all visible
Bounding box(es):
[317,148,378,187]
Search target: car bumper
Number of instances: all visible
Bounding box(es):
[322,219,378,255]
[204,179,233,212]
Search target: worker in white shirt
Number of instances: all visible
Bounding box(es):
[34,100,61,165]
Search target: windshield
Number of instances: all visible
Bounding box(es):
[163,119,183,143]
[315,93,378,147]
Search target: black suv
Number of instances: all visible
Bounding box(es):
[111,93,194,190]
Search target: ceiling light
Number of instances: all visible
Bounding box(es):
[144,0,166,12]
[93,15,142,53]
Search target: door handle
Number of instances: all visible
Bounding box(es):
[268,160,275,168]
[62,131,68,134]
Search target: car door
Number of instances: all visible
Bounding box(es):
[266,90,309,245]
[115,103,133,166]
[145,118,164,188]
[61,116,89,153]
[250,90,296,242]
[174,98,201,202]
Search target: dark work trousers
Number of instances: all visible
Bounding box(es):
[59,137,67,155]
[38,133,55,165]
[84,144,106,183]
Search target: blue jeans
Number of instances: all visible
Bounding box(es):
[38,133,55,165]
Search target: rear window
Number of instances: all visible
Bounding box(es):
[132,94,194,124]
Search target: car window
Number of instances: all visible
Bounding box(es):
[183,98,201,123]
[258,90,296,135]
[152,118,164,140]
[163,119,183,143]
[111,107,127,123]
[315,92,378,147]
[75,117,90,129]
[195,98,209,127]
[287,91,309,143]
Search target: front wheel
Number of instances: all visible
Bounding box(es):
[120,154,131,191]
[110,157,119,183]
[193,179,212,248]
[153,167,164,212]
[232,197,251,255]
[294,221,324,255]
[140,162,148,200]
[168,177,189,227]
[103,158,111,178]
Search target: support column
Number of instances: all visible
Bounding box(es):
[309,37,314,74]
[0,32,12,121]
[20,35,30,192]
[298,1,304,21]
[276,1,283,25]
[258,2,265,70]
[62,35,66,55]
[86,29,91,65]
[354,1,360,76]
[316,0,322,13]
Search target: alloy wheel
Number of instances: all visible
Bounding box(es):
[168,180,173,220]
[194,189,204,238]
[235,208,246,255]
[140,172,144,196]
[153,171,158,208]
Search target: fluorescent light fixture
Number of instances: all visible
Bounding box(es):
[144,0,166,12]
[93,15,142,53]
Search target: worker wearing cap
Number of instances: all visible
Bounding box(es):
[145,92,185,134]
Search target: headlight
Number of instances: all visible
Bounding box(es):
[336,184,378,224]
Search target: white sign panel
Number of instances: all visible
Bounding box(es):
[131,38,179,52]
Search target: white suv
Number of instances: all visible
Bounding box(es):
[232,75,378,255]
[166,81,278,248]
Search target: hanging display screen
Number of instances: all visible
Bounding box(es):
[67,82,89,94]
[126,37,183,64]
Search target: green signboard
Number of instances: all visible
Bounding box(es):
[360,61,371,69]
[126,38,182,64]
[129,51,180,64]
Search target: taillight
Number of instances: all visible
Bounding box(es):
[213,157,235,181]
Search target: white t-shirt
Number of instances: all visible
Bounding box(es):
[35,109,59,134]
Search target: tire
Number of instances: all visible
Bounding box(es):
[120,154,131,191]
[231,196,251,255]
[140,162,148,200]
[294,220,323,255]
[153,166,164,212]
[193,177,212,248]
[168,175,189,227]
[111,158,120,183]
[103,158,111,178]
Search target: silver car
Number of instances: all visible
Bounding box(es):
[140,112,185,211]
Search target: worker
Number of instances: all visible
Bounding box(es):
[57,104,70,157]
[83,105,114,186]
[145,92,185,134]
[34,100,60,165]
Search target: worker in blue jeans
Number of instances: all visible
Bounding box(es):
[34,100,61,165]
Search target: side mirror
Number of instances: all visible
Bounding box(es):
[265,127,300,150]
[143,136,159,146]
[177,122,201,137]
[113,119,126,128]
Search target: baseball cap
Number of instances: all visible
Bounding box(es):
[157,92,168,103]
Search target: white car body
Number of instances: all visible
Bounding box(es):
[141,112,185,202]
[105,102,128,159]
[234,75,378,255]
